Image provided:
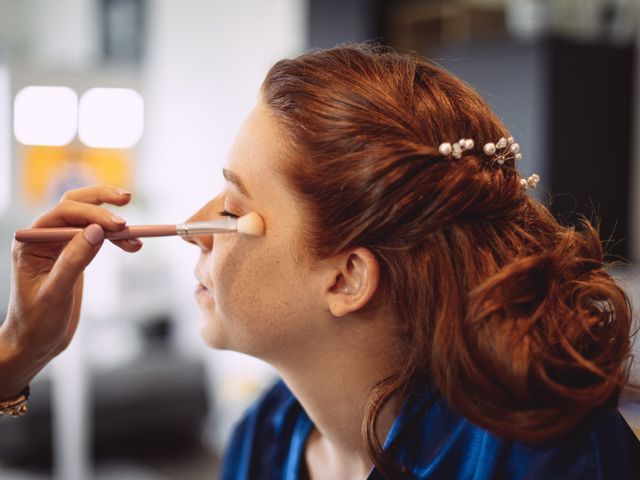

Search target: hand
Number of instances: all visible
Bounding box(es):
[0,185,142,399]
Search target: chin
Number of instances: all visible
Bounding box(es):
[199,318,228,350]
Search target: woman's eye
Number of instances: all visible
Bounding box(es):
[218,209,239,218]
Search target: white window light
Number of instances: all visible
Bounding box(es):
[14,86,78,146]
[79,88,144,149]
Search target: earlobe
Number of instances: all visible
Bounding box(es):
[326,248,380,317]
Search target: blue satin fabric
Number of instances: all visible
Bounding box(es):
[220,379,640,479]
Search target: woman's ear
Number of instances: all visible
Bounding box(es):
[324,247,380,317]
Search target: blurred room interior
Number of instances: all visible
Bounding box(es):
[0,0,639,479]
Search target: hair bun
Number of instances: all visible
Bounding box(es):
[445,217,633,442]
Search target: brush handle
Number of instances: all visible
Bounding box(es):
[14,220,237,243]
[14,225,178,242]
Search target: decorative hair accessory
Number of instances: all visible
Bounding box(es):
[438,135,539,190]
[482,136,522,165]
[438,138,474,159]
[520,173,540,190]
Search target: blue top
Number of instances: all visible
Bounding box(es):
[220,379,640,479]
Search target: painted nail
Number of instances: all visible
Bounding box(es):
[111,214,126,225]
[84,224,104,246]
[116,188,131,196]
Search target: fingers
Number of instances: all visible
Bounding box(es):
[110,237,143,253]
[60,184,132,206]
[33,184,133,228]
[27,185,143,254]
[42,225,105,303]
[32,199,128,230]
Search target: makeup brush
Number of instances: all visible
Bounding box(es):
[14,212,265,243]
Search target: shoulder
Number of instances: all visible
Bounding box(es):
[507,407,640,480]
[392,389,640,480]
[220,379,302,480]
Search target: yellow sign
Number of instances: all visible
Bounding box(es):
[21,144,133,204]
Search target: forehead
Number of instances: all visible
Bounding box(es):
[225,100,294,207]
[226,99,313,266]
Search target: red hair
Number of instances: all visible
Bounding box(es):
[261,43,634,479]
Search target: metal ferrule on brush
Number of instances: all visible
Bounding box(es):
[176,218,238,236]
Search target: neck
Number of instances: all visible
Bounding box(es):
[270,316,404,476]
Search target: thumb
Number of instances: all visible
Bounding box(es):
[44,224,105,300]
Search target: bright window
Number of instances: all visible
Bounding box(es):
[79,88,144,149]
[13,86,78,146]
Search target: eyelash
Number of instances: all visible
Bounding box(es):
[218,209,239,219]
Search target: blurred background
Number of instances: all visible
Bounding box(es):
[0,0,639,479]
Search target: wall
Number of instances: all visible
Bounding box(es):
[141,0,307,452]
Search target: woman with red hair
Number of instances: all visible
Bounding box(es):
[3,44,639,479]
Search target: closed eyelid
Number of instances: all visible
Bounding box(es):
[222,191,243,209]
[222,168,252,199]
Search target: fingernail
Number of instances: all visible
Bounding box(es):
[116,188,131,196]
[84,224,104,246]
[126,238,141,246]
[111,214,126,225]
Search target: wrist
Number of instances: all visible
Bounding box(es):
[0,384,30,417]
[0,321,44,400]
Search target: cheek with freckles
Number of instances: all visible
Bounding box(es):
[204,230,319,359]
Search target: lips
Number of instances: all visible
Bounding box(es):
[194,270,210,293]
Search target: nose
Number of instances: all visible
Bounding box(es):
[182,197,221,252]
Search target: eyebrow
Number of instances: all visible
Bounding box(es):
[222,168,252,199]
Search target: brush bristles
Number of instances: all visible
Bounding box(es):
[236,212,265,236]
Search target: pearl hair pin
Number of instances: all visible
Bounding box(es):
[483,136,522,165]
[438,138,474,159]
[520,173,540,190]
[438,135,539,190]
